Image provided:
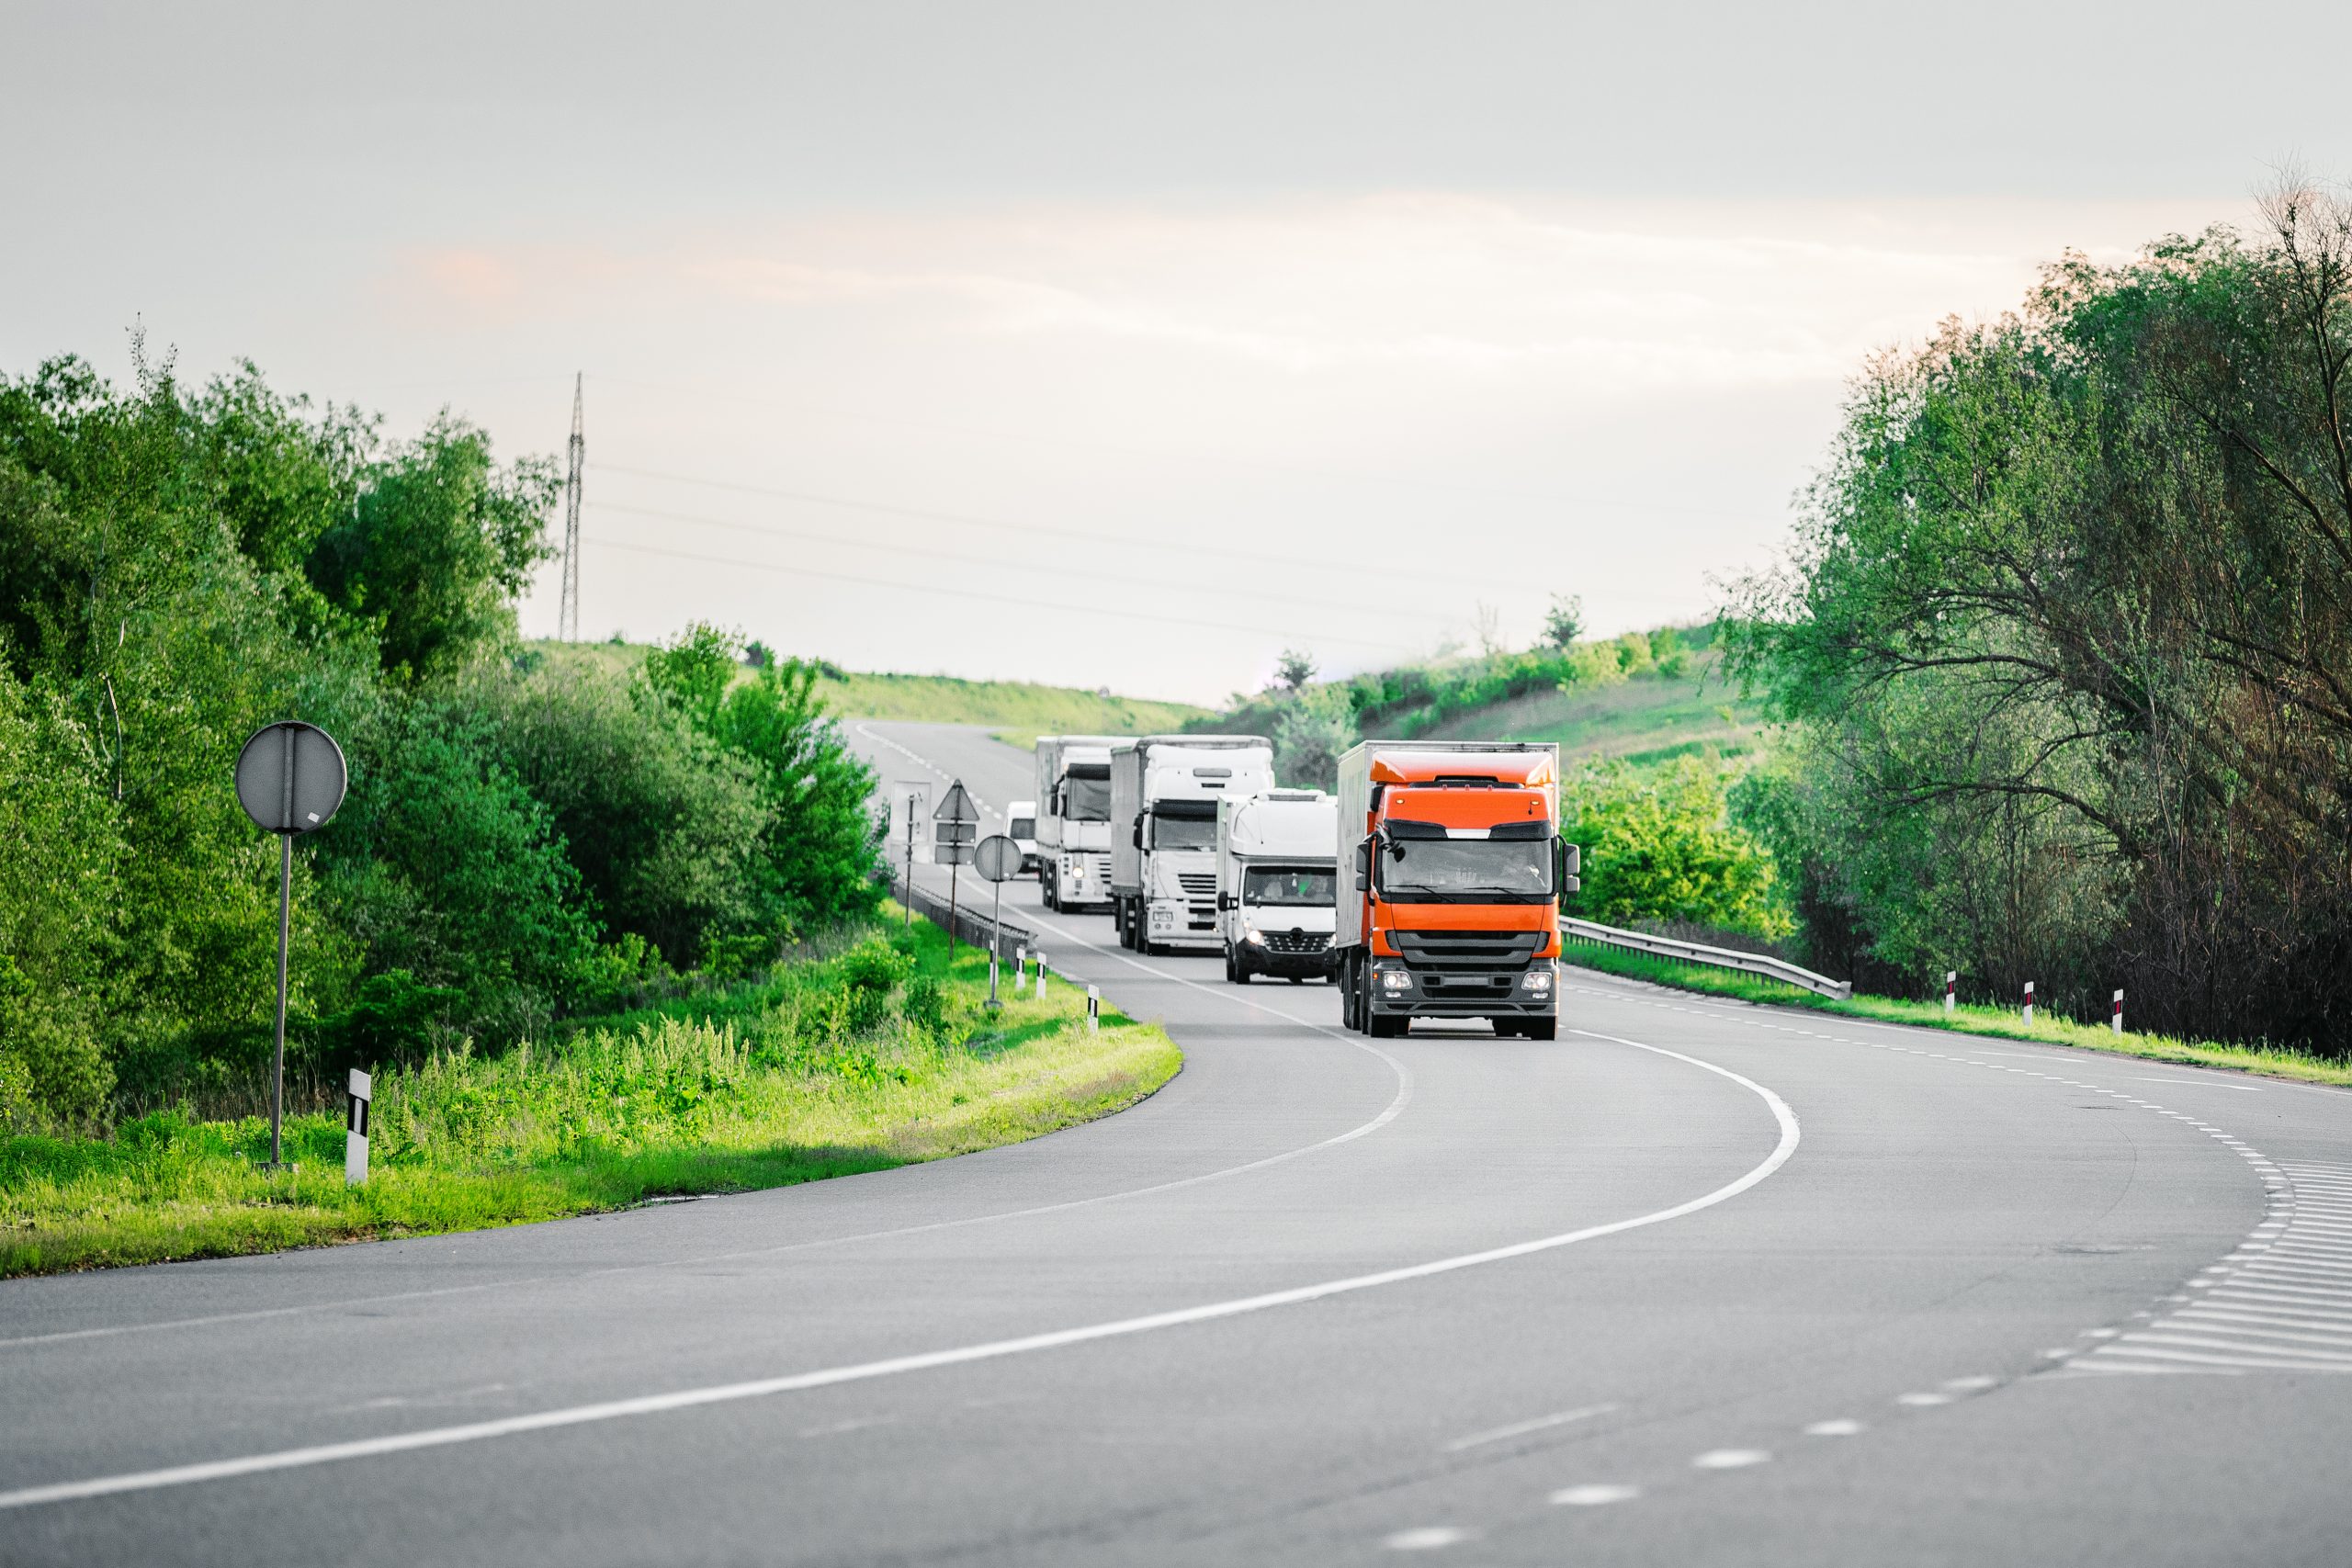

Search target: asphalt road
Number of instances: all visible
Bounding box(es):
[5,720,2349,1565]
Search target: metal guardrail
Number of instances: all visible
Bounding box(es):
[1560,916,1852,1000]
[894,874,1036,958]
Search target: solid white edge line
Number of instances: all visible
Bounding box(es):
[0,1028,1798,1511]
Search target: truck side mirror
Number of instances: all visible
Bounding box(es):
[1556,838,1581,898]
[1352,838,1372,892]
[1132,819,1143,849]
[1216,891,1232,912]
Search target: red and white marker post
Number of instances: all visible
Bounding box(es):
[1944,971,1956,1013]
[2112,989,2124,1034]
[2022,980,2036,1026]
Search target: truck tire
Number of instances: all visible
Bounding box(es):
[1369,1011,1406,1038]
[1340,956,1360,1030]
[1042,868,1058,912]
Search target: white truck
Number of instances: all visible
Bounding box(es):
[1216,789,1340,984]
[1004,799,1040,875]
[1034,736,1121,910]
[1111,735,1274,954]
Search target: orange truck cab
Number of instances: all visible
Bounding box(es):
[1333,741,1579,1040]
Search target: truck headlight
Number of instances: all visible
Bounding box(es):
[1379,967,1413,993]
[1242,924,1264,945]
[1521,967,1554,995]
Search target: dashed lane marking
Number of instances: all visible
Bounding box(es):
[1444,1404,1619,1452]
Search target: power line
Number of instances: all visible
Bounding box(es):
[586,499,1462,629]
[587,459,1481,586]
[591,375,1775,523]
[581,536,1427,654]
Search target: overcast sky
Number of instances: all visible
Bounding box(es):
[6,2,2346,703]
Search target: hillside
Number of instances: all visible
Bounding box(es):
[526,640,1209,738]
[1414,647,1768,764]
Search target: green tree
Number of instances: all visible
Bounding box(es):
[1564,758,1790,938]
[306,417,557,683]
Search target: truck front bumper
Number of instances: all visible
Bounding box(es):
[1366,961,1555,1019]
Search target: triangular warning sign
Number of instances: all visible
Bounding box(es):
[933,779,979,823]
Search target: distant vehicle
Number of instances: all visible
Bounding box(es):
[1035,736,1122,910]
[1005,799,1040,875]
[1111,735,1275,954]
[1334,741,1576,1040]
[1216,789,1339,984]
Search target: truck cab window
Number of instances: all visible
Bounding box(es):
[1243,867,1336,907]
[1378,839,1552,900]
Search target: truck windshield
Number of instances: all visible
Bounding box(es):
[1009,817,1035,840]
[1150,812,1217,851]
[1379,839,1552,901]
[1061,773,1110,821]
[1244,866,1336,906]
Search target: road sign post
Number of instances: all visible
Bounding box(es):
[233,721,348,1170]
[973,833,1021,1010]
[933,780,980,957]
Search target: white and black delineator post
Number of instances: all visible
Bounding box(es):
[1013,946,1028,995]
[1945,971,1957,1013]
[345,1068,372,1185]
[232,721,348,1171]
[2112,988,2124,1034]
[1035,960,1048,1001]
[1086,985,1100,1033]
[2022,980,2036,1026]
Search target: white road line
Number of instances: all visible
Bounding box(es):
[1551,1483,1640,1506]
[1692,1449,1771,1470]
[1444,1404,1618,1452]
[0,1026,1800,1512]
[2131,1077,2265,1092]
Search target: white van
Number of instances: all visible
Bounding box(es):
[1006,799,1040,875]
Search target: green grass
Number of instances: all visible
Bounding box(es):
[1561,941,2351,1087]
[1416,649,1770,762]
[526,638,1204,739]
[1,912,1181,1278]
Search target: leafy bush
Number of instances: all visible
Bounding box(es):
[1564,757,1791,939]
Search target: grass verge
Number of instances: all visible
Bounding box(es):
[1562,941,2350,1088]
[1,911,1180,1278]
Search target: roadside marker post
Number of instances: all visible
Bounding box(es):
[345,1069,371,1186]
[1013,947,1028,994]
[2023,980,2035,1026]
[1944,971,1956,1013]
[1087,986,1100,1033]
[2112,989,2124,1034]
[1036,962,1048,1001]
[232,720,348,1171]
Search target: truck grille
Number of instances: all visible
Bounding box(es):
[1262,930,1330,954]
[1176,872,1216,898]
[1392,931,1542,973]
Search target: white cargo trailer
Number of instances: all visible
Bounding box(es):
[1110,736,1274,954]
[1034,736,1121,910]
[1215,789,1339,984]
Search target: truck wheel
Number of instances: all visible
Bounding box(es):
[1369,1012,1406,1038]
[1340,958,1360,1030]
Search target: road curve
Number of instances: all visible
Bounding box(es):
[2,721,2347,1565]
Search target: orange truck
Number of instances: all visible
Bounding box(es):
[1334,740,1578,1040]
